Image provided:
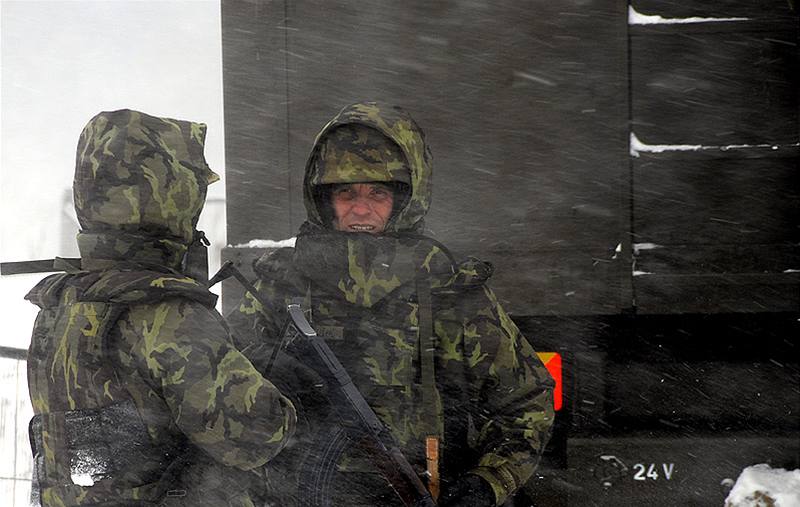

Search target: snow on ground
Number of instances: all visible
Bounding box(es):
[725,464,800,507]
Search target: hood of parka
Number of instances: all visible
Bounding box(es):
[73,109,219,267]
[303,102,432,233]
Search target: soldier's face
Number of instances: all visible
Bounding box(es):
[331,183,394,234]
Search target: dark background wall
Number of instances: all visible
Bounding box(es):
[220,1,798,505]
[629,1,799,314]
[222,0,630,316]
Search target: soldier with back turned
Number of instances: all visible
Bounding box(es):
[26,109,296,507]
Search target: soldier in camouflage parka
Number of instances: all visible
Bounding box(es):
[25,110,296,507]
[228,103,554,506]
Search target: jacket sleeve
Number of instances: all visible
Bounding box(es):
[118,298,296,470]
[441,285,555,505]
[225,277,288,375]
[225,250,297,374]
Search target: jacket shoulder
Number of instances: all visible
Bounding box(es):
[253,247,296,279]
[435,257,494,293]
[26,269,216,309]
[25,273,74,309]
[86,270,217,307]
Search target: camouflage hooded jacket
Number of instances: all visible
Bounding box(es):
[228,103,554,506]
[26,110,296,507]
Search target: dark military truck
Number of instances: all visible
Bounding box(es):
[218,1,798,505]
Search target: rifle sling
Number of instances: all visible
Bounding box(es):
[416,273,440,501]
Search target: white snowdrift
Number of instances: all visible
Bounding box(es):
[725,464,800,507]
[232,237,297,249]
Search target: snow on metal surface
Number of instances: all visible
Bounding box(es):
[629,133,794,158]
[633,243,662,255]
[610,243,622,260]
[628,6,748,25]
[232,237,297,249]
[630,133,703,157]
[725,464,800,507]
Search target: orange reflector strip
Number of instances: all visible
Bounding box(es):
[536,352,563,411]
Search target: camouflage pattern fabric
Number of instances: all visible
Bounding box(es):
[27,271,295,506]
[314,124,411,186]
[228,102,554,506]
[303,102,432,234]
[74,109,219,246]
[26,109,296,507]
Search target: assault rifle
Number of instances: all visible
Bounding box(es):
[209,261,437,507]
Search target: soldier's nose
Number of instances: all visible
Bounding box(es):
[350,199,371,214]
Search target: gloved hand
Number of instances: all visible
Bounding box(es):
[438,474,496,507]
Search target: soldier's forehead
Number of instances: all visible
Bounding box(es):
[332,182,393,190]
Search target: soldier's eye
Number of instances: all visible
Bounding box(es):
[333,187,356,200]
[370,187,392,201]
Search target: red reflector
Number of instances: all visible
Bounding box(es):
[536,352,563,411]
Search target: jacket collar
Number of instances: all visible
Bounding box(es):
[293,228,455,308]
[76,230,186,272]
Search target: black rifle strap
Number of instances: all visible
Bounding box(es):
[415,273,438,436]
[415,271,441,501]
